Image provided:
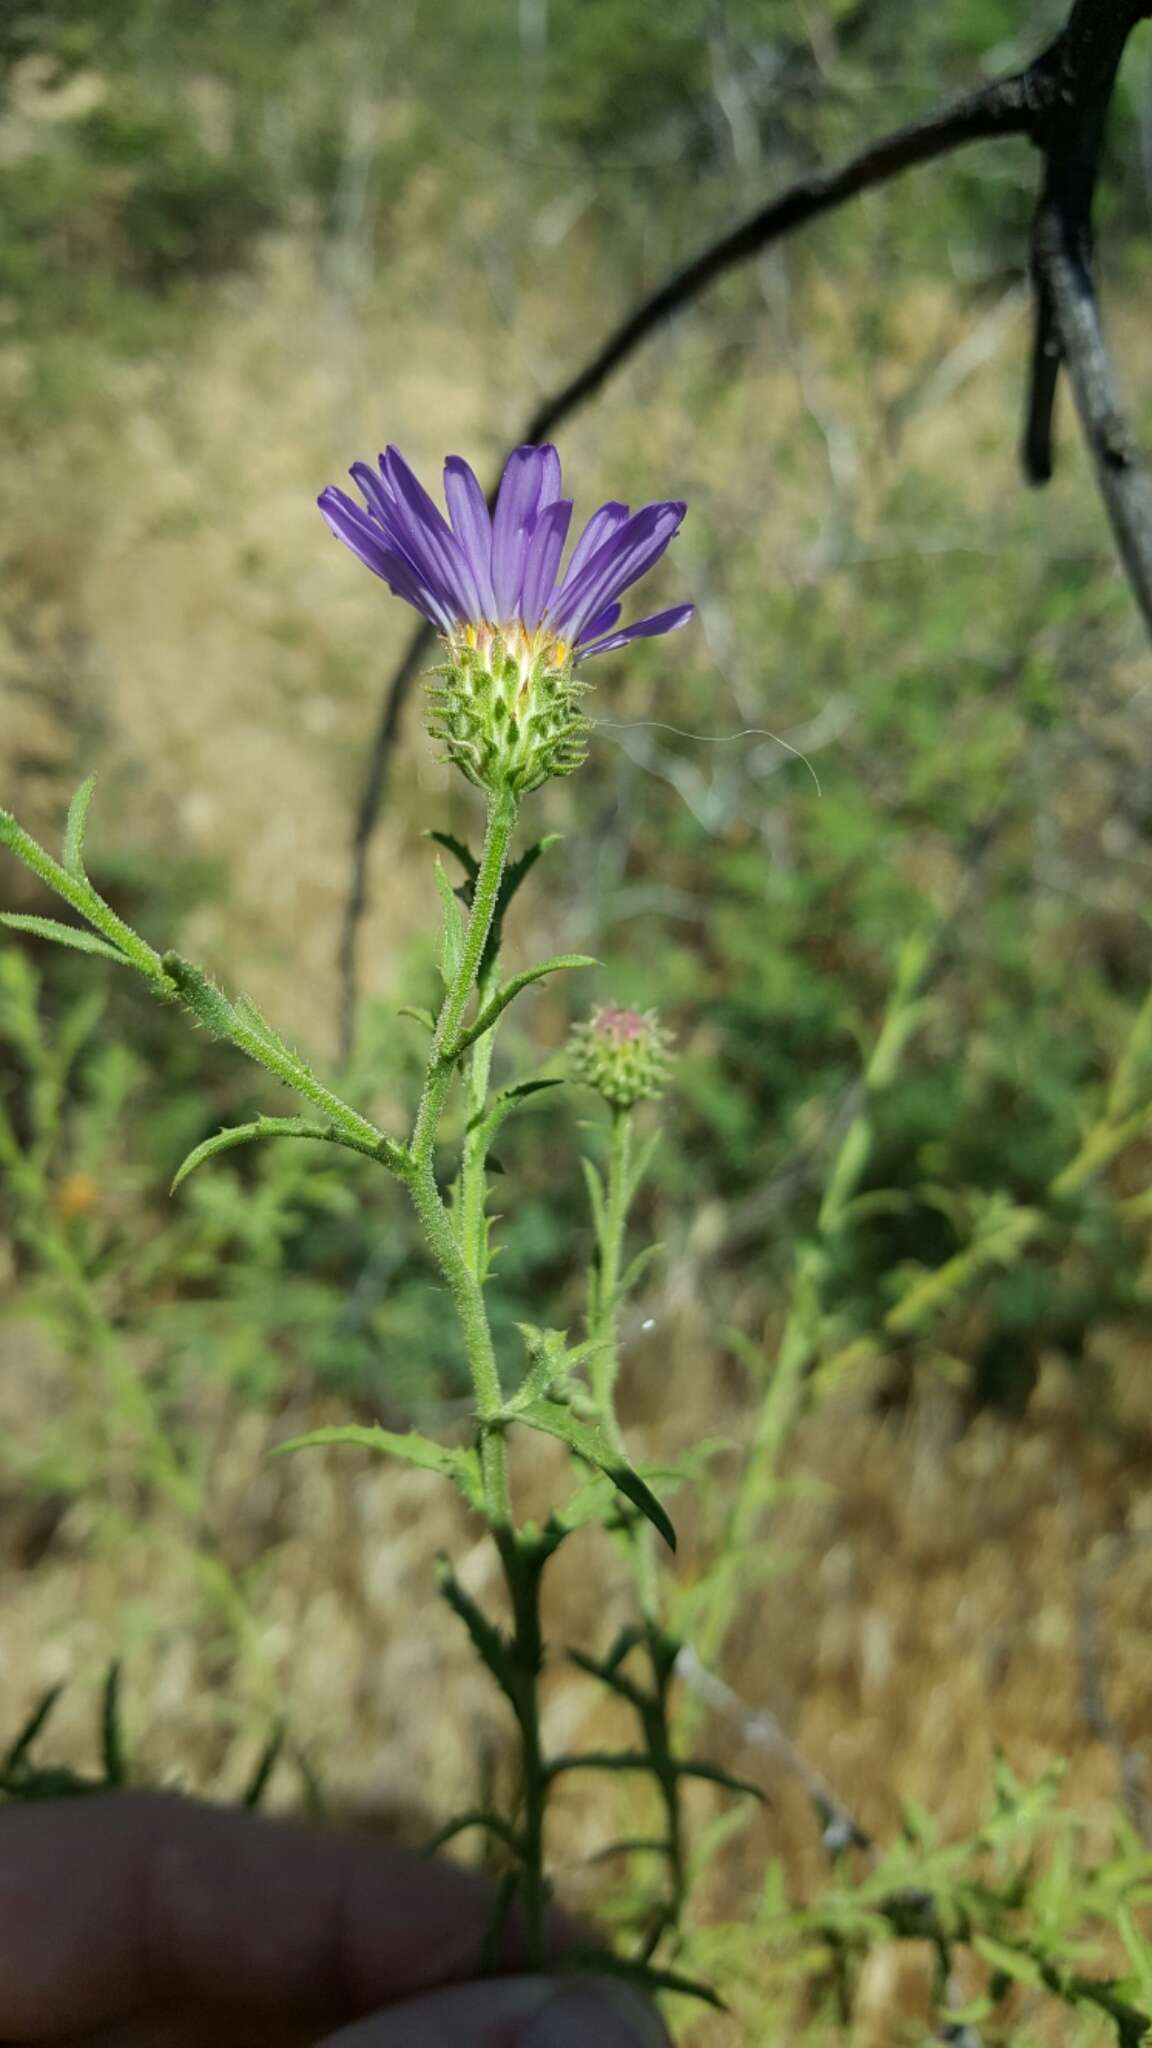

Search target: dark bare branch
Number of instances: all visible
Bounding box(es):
[1036,203,1152,634]
[337,59,1054,1051]
[338,5,1152,1051]
[1021,0,1152,641]
[1023,0,1152,490]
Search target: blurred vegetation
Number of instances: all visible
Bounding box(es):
[3,0,1152,2040]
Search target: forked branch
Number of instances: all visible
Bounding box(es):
[339,1,1151,1050]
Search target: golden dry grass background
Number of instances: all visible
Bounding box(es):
[2,180,1152,2043]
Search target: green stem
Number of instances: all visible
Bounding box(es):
[496,1528,552,1969]
[402,790,556,1962]
[456,958,500,1282]
[589,1105,632,1432]
[403,789,519,1525]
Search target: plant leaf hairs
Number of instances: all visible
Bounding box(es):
[0,443,711,1992]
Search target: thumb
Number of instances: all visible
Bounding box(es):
[317,1974,670,2047]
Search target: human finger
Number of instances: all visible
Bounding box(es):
[0,1791,574,2038]
[316,1975,670,2047]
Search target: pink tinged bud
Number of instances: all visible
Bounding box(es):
[567,1005,675,1109]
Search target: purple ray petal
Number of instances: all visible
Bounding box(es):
[518,498,573,630]
[549,501,686,643]
[491,446,549,619]
[350,460,398,526]
[551,503,629,617]
[444,456,496,616]
[381,445,486,622]
[345,460,465,623]
[318,489,458,631]
[574,602,621,647]
[537,443,562,511]
[576,602,695,660]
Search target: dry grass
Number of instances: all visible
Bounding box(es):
[2,215,1152,2043]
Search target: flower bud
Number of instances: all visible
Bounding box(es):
[427,624,588,797]
[567,1005,674,1109]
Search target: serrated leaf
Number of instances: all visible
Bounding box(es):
[171,1115,381,1193]
[62,774,97,878]
[0,914,127,963]
[272,1423,483,1508]
[455,955,596,1054]
[434,858,466,986]
[511,1397,675,1550]
[437,1559,516,1692]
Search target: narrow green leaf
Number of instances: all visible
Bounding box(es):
[506,1324,568,1410]
[581,1157,607,1238]
[62,774,97,878]
[677,1759,765,1803]
[548,1749,656,1775]
[1119,1904,1152,2004]
[512,1397,675,1550]
[242,1721,286,1808]
[437,1560,517,1696]
[0,914,128,963]
[1,802,167,984]
[272,1423,483,1508]
[434,857,466,985]
[230,993,297,1062]
[619,1243,664,1298]
[2,1682,65,1776]
[585,1836,669,1864]
[101,1663,127,1785]
[465,1077,563,1159]
[2,1764,103,1800]
[423,1809,522,1857]
[972,1936,1045,1988]
[509,1077,564,1102]
[171,1115,384,1193]
[455,954,596,1055]
[565,1950,726,2011]
[426,831,478,893]
[398,1004,436,1033]
[554,1469,614,1531]
[626,1129,662,1206]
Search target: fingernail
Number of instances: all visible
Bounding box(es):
[521,1977,669,2048]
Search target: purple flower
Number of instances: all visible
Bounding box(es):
[318,442,693,662]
